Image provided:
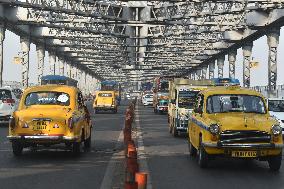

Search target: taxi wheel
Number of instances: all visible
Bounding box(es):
[72,142,81,155]
[172,127,178,137]
[268,152,282,171]
[168,123,172,133]
[84,132,91,149]
[12,141,23,156]
[188,139,197,157]
[198,138,208,168]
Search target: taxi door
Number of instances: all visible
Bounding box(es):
[190,94,205,148]
[76,92,88,140]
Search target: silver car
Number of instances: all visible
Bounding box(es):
[0,88,19,124]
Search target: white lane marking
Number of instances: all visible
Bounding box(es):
[135,105,153,189]
[99,130,124,189]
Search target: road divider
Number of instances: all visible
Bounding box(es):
[123,99,148,189]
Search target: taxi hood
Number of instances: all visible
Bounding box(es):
[206,113,275,132]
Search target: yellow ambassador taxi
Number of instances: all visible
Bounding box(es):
[7,85,92,156]
[188,86,283,171]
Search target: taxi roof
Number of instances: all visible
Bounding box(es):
[200,86,263,97]
[96,90,115,93]
[24,84,79,94]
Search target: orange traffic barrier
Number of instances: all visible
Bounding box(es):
[135,172,147,189]
[125,140,135,156]
[125,182,138,189]
[128,150,137,159]
[126,161,139,182]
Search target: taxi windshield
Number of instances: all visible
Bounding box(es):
[178,90,199,109]
[25,92,70,106]
[207,95,266,114]
[268,100,284,112]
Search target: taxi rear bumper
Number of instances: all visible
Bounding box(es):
[7,135,79,142]
[202,142,284,149]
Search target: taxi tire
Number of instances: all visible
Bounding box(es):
[268,152,282,171]
[84,133,91,149]
[168,123,172,133]
[188,140,197,156]
[12,141,23,156]
[72,142,81,156]
[172,126,178,137]
[198,138,208,168]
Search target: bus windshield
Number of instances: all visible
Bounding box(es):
[178,90,199,109]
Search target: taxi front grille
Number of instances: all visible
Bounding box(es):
[220,130,271,143]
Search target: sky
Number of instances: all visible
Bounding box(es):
[3,27,284,87]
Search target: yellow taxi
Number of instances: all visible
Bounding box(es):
[188,86,283,171]
[93,91,117,114]
[7,85,92,156]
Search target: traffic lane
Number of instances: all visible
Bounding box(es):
[0,101,128,189]
[138,105,284,189]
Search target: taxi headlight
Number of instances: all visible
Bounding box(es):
[209,124,220,135]
[271,125,282,136]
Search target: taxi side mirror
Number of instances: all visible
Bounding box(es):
[194,107,203,114]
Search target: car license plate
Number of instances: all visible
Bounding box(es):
[33,121,47,131]
[231,151,257,158]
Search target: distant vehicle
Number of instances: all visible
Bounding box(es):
[93,91,118,114]
[267,98,284,136]
[130,91,140,100]
[153,76,173,113]
[41,75,78,87]
[101,80,121,105]
[156,99,168,114]
[7,85,92,156]
[0,88,19,124]
[168,78,212,137]
[142,94,153,106]
[12,88,23,99]
[141,82,153,91]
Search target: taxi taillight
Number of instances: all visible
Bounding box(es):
[3,99,15,104]
[68,117,74,129]
[9,117,16,129]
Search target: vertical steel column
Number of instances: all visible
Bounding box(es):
[217,56,225,78]
[77,69,82,89]
[36,44,45,84]
[267,29,280,94]
[228,50,237,79]
[209,62,215,79]
[20,36,30,88]
[66,63,71,78]
[49,51,56,75]
[59,58,64,76]
[201,66,207,79]
[242,43,253,88]
[0,24,5,87]
[196,69,202,80]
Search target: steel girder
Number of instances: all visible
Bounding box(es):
[1,1,284,83]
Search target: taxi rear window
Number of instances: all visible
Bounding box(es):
[25,92,70,106]
[98,93,112,97]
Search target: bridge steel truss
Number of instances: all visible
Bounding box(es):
[0,0,283,92]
